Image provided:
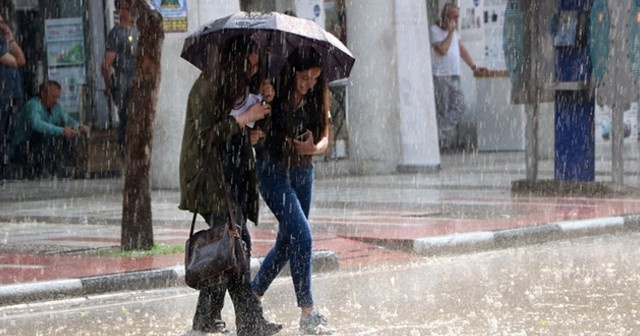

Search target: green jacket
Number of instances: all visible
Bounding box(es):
[178,74,260,225]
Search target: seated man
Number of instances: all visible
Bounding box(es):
[9,80,89,179]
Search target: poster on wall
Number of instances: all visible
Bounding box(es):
[152,0,188,32]
[45,17,86,119]
[483,0,507,70]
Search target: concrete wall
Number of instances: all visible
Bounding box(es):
[150,1,240,189]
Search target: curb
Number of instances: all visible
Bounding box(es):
[413,215,633,256]
[0,269,183,307]
[2,216,638,307]
[0,251,340,307]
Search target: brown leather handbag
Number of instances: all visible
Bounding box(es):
[184,211,248,289]
[184,142,249,290]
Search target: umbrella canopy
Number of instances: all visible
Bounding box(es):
[181,11,355,82]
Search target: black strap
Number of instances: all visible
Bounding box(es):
[189,130,239,239]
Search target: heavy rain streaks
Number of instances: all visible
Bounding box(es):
[2,232,640,335]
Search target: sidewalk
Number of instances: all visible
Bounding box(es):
[2,147,640,305]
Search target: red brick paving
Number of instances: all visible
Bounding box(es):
[3,195,640,285]
[0,253,184,285]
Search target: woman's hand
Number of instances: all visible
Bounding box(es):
[235,101,270,127]
[293,129,329,155]
[260,79,275,103]
[249,129,265,145]
[292,130,317,155]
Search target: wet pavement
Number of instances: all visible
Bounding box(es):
[2,232,639,335]
[2,146,640,305]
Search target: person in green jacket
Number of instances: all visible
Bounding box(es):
[178,35,280,336]
[9,80,89,179]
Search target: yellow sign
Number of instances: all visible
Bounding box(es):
[163,18,187,32]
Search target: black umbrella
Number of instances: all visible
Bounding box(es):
[180,11,355,82]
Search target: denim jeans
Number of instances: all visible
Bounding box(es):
[11,132,77,179]
[251,159,315,308]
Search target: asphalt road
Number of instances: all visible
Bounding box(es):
[2,232,640,335]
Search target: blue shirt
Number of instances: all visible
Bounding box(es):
[0,38,23,99]
[10,96,80,149]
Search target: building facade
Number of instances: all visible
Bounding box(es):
[9,1,505,188]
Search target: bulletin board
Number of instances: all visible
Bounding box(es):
[44,17,87,119]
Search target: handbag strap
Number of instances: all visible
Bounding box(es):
[189,130,240,239]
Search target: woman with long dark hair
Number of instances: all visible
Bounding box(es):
[252,46,335,335]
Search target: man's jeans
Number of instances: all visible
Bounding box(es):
[251,159,315,308]
[12,133,77,178]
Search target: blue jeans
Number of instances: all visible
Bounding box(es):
[251,159,315,308]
